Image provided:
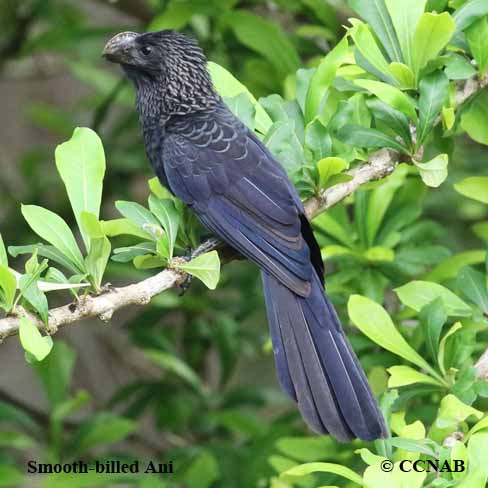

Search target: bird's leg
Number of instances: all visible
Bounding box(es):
[178,237,223,296]
[190,236,222,259]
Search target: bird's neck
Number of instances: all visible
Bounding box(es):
[133,70,220,123]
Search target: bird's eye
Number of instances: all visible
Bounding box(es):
[140,46,152,56]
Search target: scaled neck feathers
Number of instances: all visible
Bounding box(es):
[129,64,220,122]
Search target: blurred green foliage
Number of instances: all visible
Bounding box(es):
[1,0,488,487]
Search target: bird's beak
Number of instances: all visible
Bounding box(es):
[102,31,139,64]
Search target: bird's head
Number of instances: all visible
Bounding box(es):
[103,30,217,115]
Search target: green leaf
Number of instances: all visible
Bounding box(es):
[445,53,477,80]
[411,12,456,78]
[148,195,179,261]
[148,0,196,30]
[52,390,90,425]
[55,127,106,249]
[466,16,488,76]
[19,275,49,324]
[453,0,488,33]
[8,244,81,275]
[420,297,447,362]
[336,124,409,153]
[385,0,426,68]
[366,165,407,246]
[305,119,332,161]
[21,205,85,272]
[175,251,221,290]
[348,0,403,62]
[80,212,111,291]
[437,322,463,376]
[414,154,449,188]
[208,62,271,134]
[282,462,363,485]
[461,89,488,145]
[395,281,472,316]
[0,265,17,312]
[19,316,53,362]
[115,201,160,240]
[0,465,23,488]
[71,413,136,456]
[457,266,488,312]
[264,121,307,174]
[275,437,337,463]
[454,176,488,203]
[112,243,155,263]
[363,246,395,262]
[145,350,203,392]
[417,71,449,146]
[348,295,442,381]
[363,461,426,487]
[354,79,417,121]
[0,234,7,267]
[387,365,443,387]
[348,20,395,82]
[101,218,151,240]
[442,106,455,130]
[388,62,416,88]
[424,250,487,282]
[224,93,255,130]
[305,37,348,122]
[183,451,219,488]
[317,157,348,189]
[33,341,75,407]
[367,99,412,147]
[222,11,300,78]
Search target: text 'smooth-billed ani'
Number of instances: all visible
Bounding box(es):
[103,30,388,442]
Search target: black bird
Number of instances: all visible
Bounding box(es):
[103,30,387,441]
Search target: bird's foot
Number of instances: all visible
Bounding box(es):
[190,237,222,259]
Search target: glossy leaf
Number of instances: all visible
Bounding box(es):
[0,234,7,267]
[385,0,426,68]
[395,281,472,316]
[19,316,53,362]
[348,295,442,380]
[0,265,17,312]
[414,154,449,188]
[411,12,456,77]
[454,176,488,204]
[336,124,409,153]
[149,195,179,261]
[417,71,449,146]
[387,365,443,388]
[55,127,106,249]
[305,37,348,122]
[453,0,488,33]
[175,251,221,290]
[208,62,271,134]
[461,89,488,145]
[354,79,417,121]
[466,16,488,76]
[457,266,488,312]
[222,11,300,78]
[21,205,85,272]
[348,0,402,62]
[420,297,447,362]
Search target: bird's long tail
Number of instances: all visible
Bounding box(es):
[261,271,387,441]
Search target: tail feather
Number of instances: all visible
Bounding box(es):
[262,271,387,441]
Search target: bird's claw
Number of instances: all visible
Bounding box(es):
[179,274,193,296]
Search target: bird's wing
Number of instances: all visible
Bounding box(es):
[162,109,314,297]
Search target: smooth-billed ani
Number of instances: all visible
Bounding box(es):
[103,30,387,441]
